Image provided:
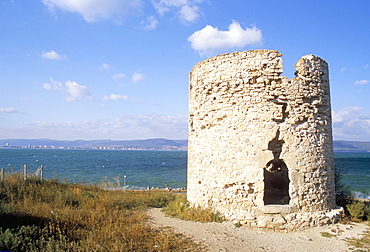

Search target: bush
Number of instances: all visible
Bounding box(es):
[0,228,24,251]
[346,201,370,221]
[335,168,352,208]
[0,225,75,252]
[335,168,370,221]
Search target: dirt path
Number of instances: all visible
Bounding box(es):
[147,208,369,252]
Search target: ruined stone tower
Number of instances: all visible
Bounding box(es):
[188,50,342,230]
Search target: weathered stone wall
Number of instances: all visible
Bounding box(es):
[188,50,341,231]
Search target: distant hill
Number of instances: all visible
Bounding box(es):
[333,140,370,152]
[1,138,369,152]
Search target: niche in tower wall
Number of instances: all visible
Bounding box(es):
[263,131,290,205]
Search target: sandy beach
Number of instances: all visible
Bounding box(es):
[147,208,369,252]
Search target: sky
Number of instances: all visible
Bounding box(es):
[0,0,369,141]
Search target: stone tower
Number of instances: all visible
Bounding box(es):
[187,50,341,230]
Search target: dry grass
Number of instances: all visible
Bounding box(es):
[320,231,336,238]
[164,194,224,223]
[0,174,200,251]
[3,173,370,251]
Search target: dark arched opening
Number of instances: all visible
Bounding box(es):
[263,131,290,205]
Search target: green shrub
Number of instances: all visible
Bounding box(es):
[346,201,370,221]
[0,228,24,251]
[0,225,74,252]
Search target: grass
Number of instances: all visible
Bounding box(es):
[319,224,370,252]
[163,195,224,223]
[346,223,370,252]
[8,169,369,251]
[0,173,204,251]
[320,231,336,238]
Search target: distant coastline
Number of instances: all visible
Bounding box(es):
[1,138,370,152]
[333,140,370,153]
[0,138,188,151]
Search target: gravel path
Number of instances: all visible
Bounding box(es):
[147,208,369,252]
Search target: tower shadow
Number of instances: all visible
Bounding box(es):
[264,131,290,205]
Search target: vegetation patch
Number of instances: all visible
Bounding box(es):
[0,174,200,251]
[347,201,370,221]
[346,223,370,252]
[335,168,370,251]
[164,194,225,223]
[335,168,370,222]
[320,232,336,238]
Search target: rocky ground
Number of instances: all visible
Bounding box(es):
[147,208,369,252]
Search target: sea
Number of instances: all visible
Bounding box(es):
[0,149,369,199]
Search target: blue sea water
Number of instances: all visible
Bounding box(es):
[0,149,369,199]
[0,149,187,190]
[334,152,370,199]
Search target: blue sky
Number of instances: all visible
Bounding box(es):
[0,0,369,141]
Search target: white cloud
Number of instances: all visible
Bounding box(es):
[332,107,370,141]
[65,81,92,101]
[188,20,263,57]
[140,16,159,30]
[42,0,143,23]
[179,4,199,22]
[32,121,74,128]
[42,50,66,60]
[100,63,111,71]
[111,114,188,139]
[0,107,19,113]
[102,94,129,101]
[152,0,186,15]
[43,78,92,101]
[355,80,369,85]
[332,107,362,124]
[0,114,188,140]
[152,0,203,23]
[20,98,32,102]
[2,0,15,6]
[132,72,144,83]
[112,73,126,79]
